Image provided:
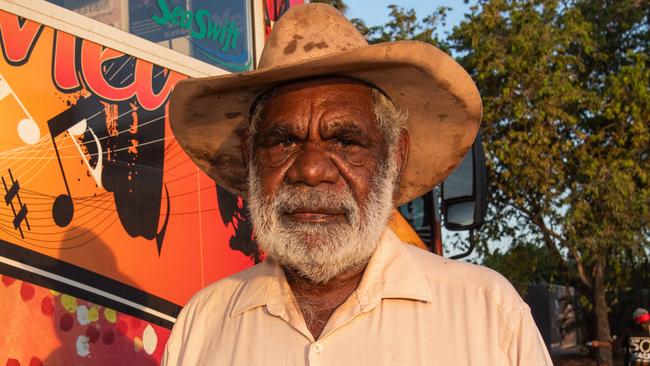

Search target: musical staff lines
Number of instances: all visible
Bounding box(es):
[0,113,170,160]
[0,69,215,252]
[0,187,118,249]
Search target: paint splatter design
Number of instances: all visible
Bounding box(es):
[1,276,170,364]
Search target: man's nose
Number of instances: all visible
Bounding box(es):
[285,144,339,186]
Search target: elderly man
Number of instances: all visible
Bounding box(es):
[163,4,551,365]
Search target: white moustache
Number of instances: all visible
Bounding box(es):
[274,185,358,224]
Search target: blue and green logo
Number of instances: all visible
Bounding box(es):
[152,0,251,71]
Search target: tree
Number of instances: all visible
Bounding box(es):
[311,1,452,50]
[451,0,650,364]
[483,242,567,296]
[355,5,452,52]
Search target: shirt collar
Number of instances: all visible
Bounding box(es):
[229,256,285,318]
[355,228,433,310]
[230,227,433,318]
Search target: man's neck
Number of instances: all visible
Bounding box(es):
[284,264,367,340]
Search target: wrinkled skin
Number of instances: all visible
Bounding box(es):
[241,78,409,339]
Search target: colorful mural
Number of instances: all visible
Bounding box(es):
[0,8,259,365]
[1,275,169,365]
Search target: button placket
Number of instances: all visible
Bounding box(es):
[308,342,323,366]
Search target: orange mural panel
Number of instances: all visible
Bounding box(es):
[0,8,260,365]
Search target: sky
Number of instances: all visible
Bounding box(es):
[346,0,472,35]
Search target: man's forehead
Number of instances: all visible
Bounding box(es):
[254,78,378,127]
[253,77,376,112]
[268,76,375,96]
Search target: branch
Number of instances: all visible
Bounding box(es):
[507,203,565,257]
[567,244,593,289]
[508,202,593,289]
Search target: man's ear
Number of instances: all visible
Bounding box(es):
[239,130,251,167]
[396,130,410,178]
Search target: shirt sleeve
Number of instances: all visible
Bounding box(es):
[161,297,199,366]
[161,306,187,366]
[502,304,554,366]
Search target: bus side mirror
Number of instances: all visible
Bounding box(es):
[441,132,488,231]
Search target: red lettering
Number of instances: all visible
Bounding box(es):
[0,10,186,110]
[81,40,186,110]
[0,10,43,65]
[133,61,185,110]
[81,40,134,101]
[52,31,79,90]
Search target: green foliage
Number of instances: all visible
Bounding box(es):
[451,0,649,362]
[347,4,453,52]
[367,5,451,49]
[450,0,649,287]
[483,243,565,296]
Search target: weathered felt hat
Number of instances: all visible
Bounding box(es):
[169,3,482,205]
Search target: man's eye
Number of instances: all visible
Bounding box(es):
[336,138,358,147]
[278,138,297,147]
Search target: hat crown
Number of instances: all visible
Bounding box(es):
[258,4,368,69]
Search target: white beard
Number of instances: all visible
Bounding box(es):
[247,156,398,284]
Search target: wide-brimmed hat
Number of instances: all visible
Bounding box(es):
[169,3,482,205]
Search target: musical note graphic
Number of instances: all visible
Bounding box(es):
[0,74,9,100]
[47,97,105,227]
[68,116,104,188]
[2,169,30,239]
[2,67,171,252]
[0,73,41,146]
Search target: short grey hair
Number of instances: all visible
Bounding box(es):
[371,88,409,148]
[248,87,408,151]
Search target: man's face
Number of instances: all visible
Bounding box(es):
[245,78,404,283]
[253,79,387,224]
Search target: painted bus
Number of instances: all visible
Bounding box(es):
[0,1,449,365]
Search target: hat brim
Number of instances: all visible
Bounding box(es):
[169,40,482,206]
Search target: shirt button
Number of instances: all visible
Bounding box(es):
[314,343,322,353]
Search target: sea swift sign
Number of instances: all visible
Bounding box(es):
[152,0,242,54]
[133,0,252,72]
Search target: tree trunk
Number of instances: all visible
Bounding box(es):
[593,260,613,365]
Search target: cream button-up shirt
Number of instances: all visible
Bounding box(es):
[163,229,552,365]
